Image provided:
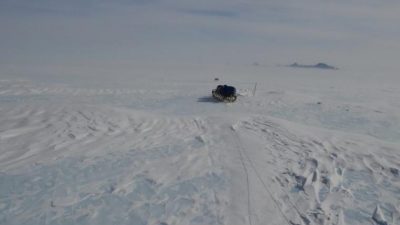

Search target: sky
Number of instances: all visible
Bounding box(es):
[1,0,400,77]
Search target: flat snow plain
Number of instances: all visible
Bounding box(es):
[0,66,399,225]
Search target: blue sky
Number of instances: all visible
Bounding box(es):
[1,0,400,76]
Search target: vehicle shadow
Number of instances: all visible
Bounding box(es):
[197,96,219,103]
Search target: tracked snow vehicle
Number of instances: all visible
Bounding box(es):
[212,85,237,102]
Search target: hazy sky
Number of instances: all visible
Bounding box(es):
[1,0,400,75]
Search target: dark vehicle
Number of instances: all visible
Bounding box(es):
[212,85,237,102]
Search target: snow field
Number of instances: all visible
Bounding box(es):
[0,105,228,224]
[0,70,399,225]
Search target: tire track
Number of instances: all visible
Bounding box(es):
[231,125,253,225]
[230,125,296,225]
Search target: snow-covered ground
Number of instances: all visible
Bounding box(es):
[1,66,399,225]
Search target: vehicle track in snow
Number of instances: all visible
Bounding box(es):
[236,117,337,225]
[232,116,400,225]
[231,127,253,225]
[230,125,293,225]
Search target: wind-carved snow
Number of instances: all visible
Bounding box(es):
[0,94,228,224]
[0,156,226,225]
[0,76,400,225]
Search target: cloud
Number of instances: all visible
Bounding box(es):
[181,9,239,18]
